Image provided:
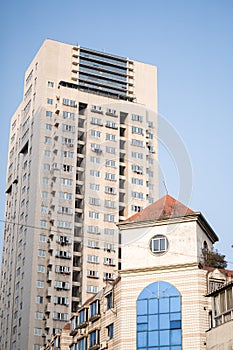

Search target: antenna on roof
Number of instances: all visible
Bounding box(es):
[163,180,168,195]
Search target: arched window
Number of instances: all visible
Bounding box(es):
[137,281,182,349]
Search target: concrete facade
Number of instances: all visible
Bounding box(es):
[0,39,158,350]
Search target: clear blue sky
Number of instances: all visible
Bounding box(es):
[0,0,232,267]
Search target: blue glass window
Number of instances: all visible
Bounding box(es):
[137,281,182,349]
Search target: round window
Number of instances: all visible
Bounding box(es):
[149,235,169,255]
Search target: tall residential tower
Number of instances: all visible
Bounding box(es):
[0,39,158,350]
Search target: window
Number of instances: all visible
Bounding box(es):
[63,111,75,119]
[106,146,116,154]
[60,178,73,186]
[106,133,116,141]
[90,183,100,191]
[107,323,114,339]
[106,120,117,129]
[132,114,143,122]
[87,270,99,278]
[104,200,116,208]
[40,220,47,228]
[90,300,100,318]
[39,235,46,242]
[61,164,73,172]
[132,191,144,199]
[46,111,52,118]
[44,150,51,157]
[104,228,115,235]
[89,211,99,219]
[55,265,70,274]
[132,126,144,135]
[57,221,72,229]
[61,150,74,158]
[105,186,116,195]
[58,206,73,215]
[90,170,100,177]
[47,81,54,88]
[88,240,99,248]
[45,123,52,130]
[132,139,144,147]
[91,105,102,113]
[36,296,43,304]
[87,255,99,263]
[42,177,49,184]
[132,164,143,174]
[35,312,43,320]
[38,250,46,257]
[87,285,98,293]
[36,281,44,288]
[62,137,74,145]
[105,159,116,167]
[34,328,42,336]
[105,172,116,181]
[90,156,100,164]
[91,117,103,125]
[62,124,75,132]
[106,292,113,310]
[63,98,77,107]
[149,235,169,255]
[90,129,101,138]
[89,197,100,206]
[53,312,69,321]
[59,192,73,200]
[104,214,115,222]
[54,296,69,306]
[132,178,144,185]
[137,281,182,349]
[43,163,50,170]
[54,281,69,290]
[104,257,115,266]
[47,98,53,105]
[103,272,114,280]
[87,225,100,234]
[37,265,45,273]
[132,151,143,159]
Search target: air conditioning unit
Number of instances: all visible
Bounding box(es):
[100,341,108,349]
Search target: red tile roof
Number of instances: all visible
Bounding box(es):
[125,194,194,223]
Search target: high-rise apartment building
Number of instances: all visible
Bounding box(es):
[0,39,158,350]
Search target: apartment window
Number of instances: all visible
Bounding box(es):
[62,124,75,132]
[90,156,100,164]
[90,129,101,138]
[62,137,74,145]
[90,170,100,177]
[132,151,143,159]
[132,139,144,147]
[89,211,99,219]
[106,292,113,310]
[132,191,144,199]
[88,240,99,249]
[46,111,52,118]
[87,285,98,293]
[37,265,45,273]
[43,163,50,170]
[104,214,115,222]
[53,312,69,321]
[107,323,114,339]
[132,178,144,185]
[40,220,47,228]
[58,206,73,215]
[89,197,100,206]
[45,123,52,130]
[36,281,44,288]
[55,265,70,274]
[106,120,117,129]
[61,150,74,158]
[87,270,99,278]
[105,186,116,195]
[61,164,73,172]
[105,172,116,181]
[59,192,73,200]
[42,177,49,185]
[106,146,116,154]
[57,221,72,229]
[60,178,73,186]
[91,143,102,153]
[131,205,143,212]
[39,235,46,242]
[104,257,115,266]
[34,328,42,336]
[104,242,115,251]
[44,150,51,157]
[63,111,75,119]
[87,255,99,263]
[41,191,48,198]
[105,159,116,167]
[106,133,116,141]
[47,98,53,105]
[132,126,144,135]
[104,200,116,208]
[54,281,69,290]
[63,98,77,107]
[132,164,143,174]
[35,312,43,320]
[90,183,100,191]
[54,296,69,305]
[132,114,143,122]
[87,225,100,234]
[90,300,100,318]
[36,296,43,304]
[104,228,115,235]
[104,272,114,281]
[91,104,102,113]
[91,117,102,125]
[149,235,169,255]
